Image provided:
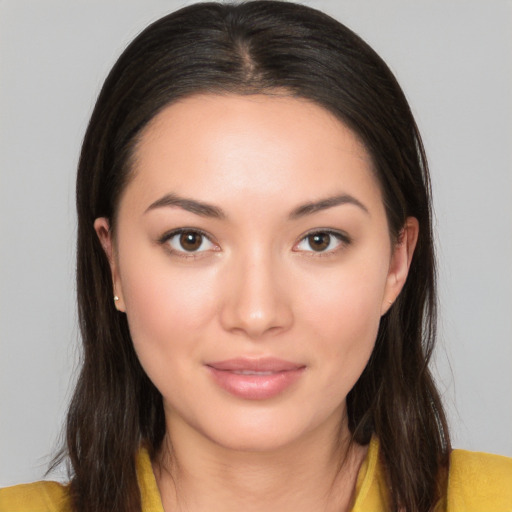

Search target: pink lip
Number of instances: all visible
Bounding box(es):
[206,358,306,400]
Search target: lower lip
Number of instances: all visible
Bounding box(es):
[207,367,305,400]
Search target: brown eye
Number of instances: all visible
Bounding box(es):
[179,231,203,251]
[307,232,330,252]
[164,229,215,254]
[295,230,348,254]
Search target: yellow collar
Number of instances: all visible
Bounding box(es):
[135,437,382,512]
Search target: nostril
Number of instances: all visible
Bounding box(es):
[219,293,294,339]
[218,256,294,338]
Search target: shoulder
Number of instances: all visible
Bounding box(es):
[446,449,512,511]
[0,480,71,512]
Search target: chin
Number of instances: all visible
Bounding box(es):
[207,427,308,454]
[191,404,341,454]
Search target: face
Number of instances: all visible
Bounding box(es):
[96,94,417,453]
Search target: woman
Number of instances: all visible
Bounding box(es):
[1,1,510,511]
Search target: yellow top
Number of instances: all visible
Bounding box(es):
[1,438,511,511]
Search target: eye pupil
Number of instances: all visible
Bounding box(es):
[308,233,330,251]
[180,231,202,251]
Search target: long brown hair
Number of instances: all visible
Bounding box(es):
[63,2,450,510]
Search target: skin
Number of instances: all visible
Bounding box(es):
[95,94,418,512]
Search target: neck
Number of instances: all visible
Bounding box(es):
[153,413,367,512]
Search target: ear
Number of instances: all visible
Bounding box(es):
[381,217,419,315]
[94,217,126,312]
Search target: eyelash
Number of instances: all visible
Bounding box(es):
[158,228,351,258]
[158,228,219,259]
[293,229,351,256]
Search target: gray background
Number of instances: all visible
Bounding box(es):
[1,0,511,486]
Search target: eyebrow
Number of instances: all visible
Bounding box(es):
[144,192,368,219]
[289,194,369,219]
[145,193,226,219]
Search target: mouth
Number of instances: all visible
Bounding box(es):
[230,370,278,375]
[205,357,306,400]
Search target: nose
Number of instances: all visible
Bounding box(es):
[219,250,294,339]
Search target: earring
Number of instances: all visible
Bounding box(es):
[114,296,119,302]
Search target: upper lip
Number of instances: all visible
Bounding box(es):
[206,357,305,372]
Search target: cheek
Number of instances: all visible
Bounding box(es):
[297,255,389,389]
[302,256,388,339]
[118,248,219,370]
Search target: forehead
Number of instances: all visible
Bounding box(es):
[124,93,381,214]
